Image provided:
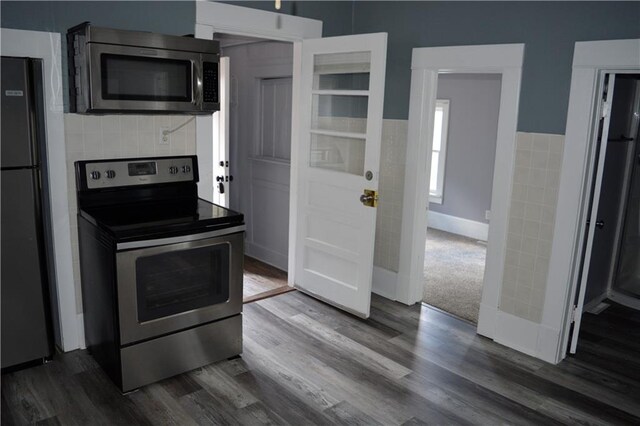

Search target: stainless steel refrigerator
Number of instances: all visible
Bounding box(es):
[1,57,53,369]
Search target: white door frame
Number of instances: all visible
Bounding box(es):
[397,44,524,340]
[1,28,78,350]
[212,56,230,207]
[195,2,322,285]
[546,39,640,364]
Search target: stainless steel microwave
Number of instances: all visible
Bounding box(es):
[67,23,219,114]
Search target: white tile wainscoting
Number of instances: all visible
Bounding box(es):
[374,119,408,274]
[61,114,564,336]
[64,114,197,315]
[372,125,566,334]
[500,132,565,323]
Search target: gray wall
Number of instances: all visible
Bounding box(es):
[0,1,194,35]
[4,0,639,132]
[0,1,195,110]
[429,74,502,224]
[353,1,640,134]
[222,1,354,37]
[0,0,353,110]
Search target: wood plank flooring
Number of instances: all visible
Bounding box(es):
[3,293,640,425]
[243,256,291,303]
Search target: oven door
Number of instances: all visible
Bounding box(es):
[87,43,216,113]
[115,230,243,345]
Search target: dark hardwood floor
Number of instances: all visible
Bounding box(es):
[572,301,640,398]
[243,256,292,303]
[3,293,640,425]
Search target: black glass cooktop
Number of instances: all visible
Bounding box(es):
[80,198,244,241]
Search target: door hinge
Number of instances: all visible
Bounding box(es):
[571,305,578,322]
[602,102,611,118]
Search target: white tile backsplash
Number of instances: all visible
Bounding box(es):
[499,132,564,323]
[64,114,197,313]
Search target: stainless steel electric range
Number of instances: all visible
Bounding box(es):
[76,155,244,392]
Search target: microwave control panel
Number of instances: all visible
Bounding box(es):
[203,62,219,104]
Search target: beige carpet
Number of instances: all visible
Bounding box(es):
[423,228,486,323]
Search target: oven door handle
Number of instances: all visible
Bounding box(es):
[117,225,245,250]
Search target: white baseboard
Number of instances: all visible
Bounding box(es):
[77,313,86,350]
[492,310,560,363]
[427,211,489,241]
[493,310,540,358]
[372,266,398,300]
[536,323,562,364]
[476,302,497,339]
[246,242,288,272]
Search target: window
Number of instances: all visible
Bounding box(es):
[429,99,450,204]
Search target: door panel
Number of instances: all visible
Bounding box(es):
[293,33,387,318]
[583,140,632,306]
[570,74,616,353]
[246,77,293,269]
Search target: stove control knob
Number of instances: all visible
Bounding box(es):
[105,170,116,179]
[169,166,179,175]
[182,165,191,173]
[89,171,101,180]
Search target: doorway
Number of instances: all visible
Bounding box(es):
[423,73,501,324]
[197,4,389,318]
[213,33,295,303]
[399,44,524,343]
[569,75,640,391]
[570,73,640,354]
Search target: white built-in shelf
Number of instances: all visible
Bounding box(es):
[309,129,367,140]
[311,89,370,97]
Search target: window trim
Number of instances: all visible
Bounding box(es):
[429,99,450,204]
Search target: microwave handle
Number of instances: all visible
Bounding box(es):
[193,60,203,106]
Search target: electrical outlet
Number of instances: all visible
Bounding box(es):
[485,210,491,220]
[159,126,170,145]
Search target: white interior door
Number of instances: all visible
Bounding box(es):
[213,57,230,207]
[570,74,616,353]
[292,33,387,318]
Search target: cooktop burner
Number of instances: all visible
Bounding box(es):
[80,198,243,240]
[75,155,243,241]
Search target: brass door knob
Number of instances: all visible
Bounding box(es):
[360,189,378,207]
